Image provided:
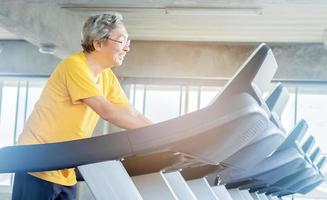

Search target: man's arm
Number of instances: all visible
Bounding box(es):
[81,96,152,130]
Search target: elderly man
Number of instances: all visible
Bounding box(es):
[12,13,151,200]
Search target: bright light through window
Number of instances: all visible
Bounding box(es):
[187,86,200,113]
[297,87,327,154]
[200,86,221,109]
[144,85,181,123]
[0,77,327,198]
[0,84,17,148]
[0,80,45,186]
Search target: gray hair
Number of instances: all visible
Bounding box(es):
[81,13,124,52]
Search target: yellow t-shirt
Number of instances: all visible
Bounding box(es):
[17,51,129,186]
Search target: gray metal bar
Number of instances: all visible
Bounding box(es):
[120,76,228,87]
[120,76,327,87]
[23,81,29,122]
[132,84,136,106]
[179,86,183,116]
[0,81,3,122]
[13,81,21,145]
[10,81,21,187]
[294,87,298,126]
[2,73,327,87]
[184,86,189,114]
[197,86,201,110]
[142,84,147,115]
[0,73,50,78]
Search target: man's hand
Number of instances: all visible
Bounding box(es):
[80,96,152,129]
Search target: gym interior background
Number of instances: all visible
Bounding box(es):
[0,1,327,199]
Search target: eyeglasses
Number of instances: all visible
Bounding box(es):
[107,38,130,48]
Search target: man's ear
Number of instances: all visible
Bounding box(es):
[93,40,102,51]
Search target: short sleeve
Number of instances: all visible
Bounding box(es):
[106,70,130,107]
[62,59,101,104]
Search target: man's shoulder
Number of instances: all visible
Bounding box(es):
[57,51,87,71]
[63,51,86,65]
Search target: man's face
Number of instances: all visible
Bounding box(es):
[100,26,130,67]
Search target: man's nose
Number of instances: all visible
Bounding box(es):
[123,45,130,52]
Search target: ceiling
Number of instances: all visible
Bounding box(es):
[61,0,327,43]
[0,0,327,57]
[1,0,327,43]
[0,26,18,40]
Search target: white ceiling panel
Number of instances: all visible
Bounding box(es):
[0,1,326,43]
[60,1,327,43]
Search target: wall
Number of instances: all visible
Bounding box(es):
[1,40,327,80]
[0,40,59,74]
[115,41,327,80]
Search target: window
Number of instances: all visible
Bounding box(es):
[297,86,327,154]
[124,79,327,200]
[128,84,222,122]
[0,76,326,199]
[0,79,46,186]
